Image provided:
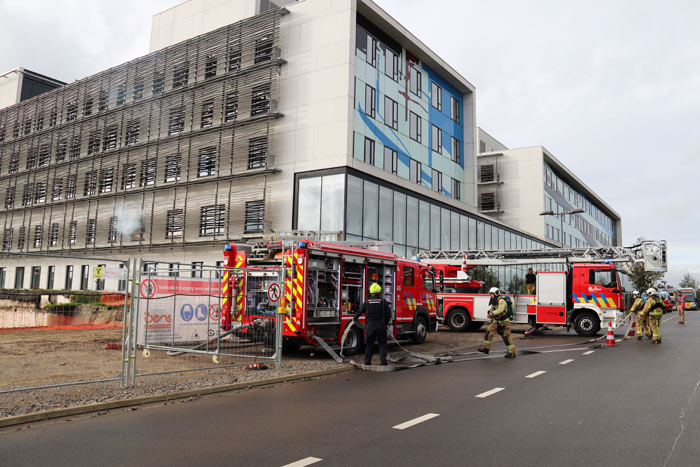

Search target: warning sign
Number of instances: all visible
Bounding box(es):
[267,283,281,303]
[93,267,104,279]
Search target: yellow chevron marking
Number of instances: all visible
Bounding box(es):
[607,298,616,308]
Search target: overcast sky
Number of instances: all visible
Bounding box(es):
[1,0,698,285]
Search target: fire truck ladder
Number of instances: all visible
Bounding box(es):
[417,240,667,272]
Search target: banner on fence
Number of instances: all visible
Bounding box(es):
[137,277,222,345]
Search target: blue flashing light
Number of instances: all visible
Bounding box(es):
[299,241,307,249]
[604,259,612,264]
[224,244,233,251]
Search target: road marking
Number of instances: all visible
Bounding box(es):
[615,339,623,343]
[393,413,440,430]
[583,351,595,355]
[526,371,546,379]
[559,359,574,365]
[475,387,505,398]
[282,457,322,467]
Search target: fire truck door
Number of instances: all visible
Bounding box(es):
[535,271,567,324]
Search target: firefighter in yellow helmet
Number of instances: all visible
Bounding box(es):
[478,287,516,358]
[354,282,392,365]
[643,288,665,344]
[631,290,651,340]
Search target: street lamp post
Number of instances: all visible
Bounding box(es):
[539,208,584,247]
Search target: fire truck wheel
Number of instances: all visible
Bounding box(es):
[412,316,428,344]
[344,328,364,355]
[446,308,469,332]
[573,312,600,337]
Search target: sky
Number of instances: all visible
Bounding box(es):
[1,0,698,285]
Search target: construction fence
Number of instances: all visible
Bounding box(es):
[0,253,282,395]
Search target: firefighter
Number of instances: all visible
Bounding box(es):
[525,268,536,295]
[677,293,686,324]
[631,290,650,340]
[478,287,516,358]
[643,288,665,344]
[354,282,392,366]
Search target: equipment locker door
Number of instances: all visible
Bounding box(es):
[536,271,567,324]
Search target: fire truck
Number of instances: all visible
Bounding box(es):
[418,241,668,337]
[221,234,439,354]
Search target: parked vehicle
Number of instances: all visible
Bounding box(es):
[678,288,697,310]
[221,237,439,354]
[420,241,668,337]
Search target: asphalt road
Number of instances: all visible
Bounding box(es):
[2,311,699,467]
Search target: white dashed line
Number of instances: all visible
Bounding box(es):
[559,359,575,365]
[393,413,440,430]
[282,457,322,467]
[526,371,546,379]
[475,387,505,398]
[583,351,595,355]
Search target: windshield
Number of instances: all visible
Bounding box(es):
[681,291,696,300]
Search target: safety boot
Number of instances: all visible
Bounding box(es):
[504,352,516,359]
[477,347,489,354]
[636,335,642,340]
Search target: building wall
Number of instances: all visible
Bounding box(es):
[0,72,22,111]
[352,15,467,204]
[0,10,285,289]
[477,145,620,247]
[478,127,508,153]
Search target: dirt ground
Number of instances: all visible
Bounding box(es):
[0,323,527,419]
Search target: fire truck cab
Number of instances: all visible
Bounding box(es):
[222,240,439,354]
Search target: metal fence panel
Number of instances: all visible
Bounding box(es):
[131,264,282,382]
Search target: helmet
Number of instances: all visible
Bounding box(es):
[369,283,382,294]
[647,288,657,296]
[489,287,500,296]
[632,290,639,296]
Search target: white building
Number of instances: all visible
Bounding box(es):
[477,128,622,247]
[1,0,559,292]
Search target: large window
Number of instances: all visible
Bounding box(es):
[251,84,271,116]
[431,125,442,154]
[364,137,375,165]
[198,147,217,177]
[450,96,460,123]
[384,96,398,130]
[244,200,265,233]
[409,66,421,96]
[362,181,379,239]
[385,47,399,81]
[248,137,267,169]
[364,84,376,118]
[410,112,422,143]
[166,209,184,239]
[383,147,397,175]
[199,205,225,236]
[431,82,442,111]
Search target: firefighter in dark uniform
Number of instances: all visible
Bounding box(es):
[354,282,392,366]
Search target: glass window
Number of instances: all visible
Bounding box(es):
[492,226,499,250]
[409,112,422,143]
[298,177,321,231]
[419,200,430,250]
[362,181,378,239]
[431,125,442,154]
[499,228,505,250]
[364,84,376,118]
[409,67,421,96]
[441,208,450,250]
[430,204,440,250]
[460,215,469,250]
[384,96,398,130]
[450,96,460,123]
[321,174,344,232]
[451,212,459,250]
[393,192,406,246]
[431,82,442,111]
[403,266,414,286]
[484,223,492,250]
[378,186,393,241]
[383,147,397,175]
[469,218,477,249]
[346,175,363,236]
[406,196,418,247]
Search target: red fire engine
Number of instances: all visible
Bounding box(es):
[419,241,667,337]
[221,238,439,353]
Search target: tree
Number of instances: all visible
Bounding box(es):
[679,273,698,289]
[472,266,500,294]
[625,261,664,293]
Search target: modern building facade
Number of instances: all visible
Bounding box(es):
[477,128,622,247]
[0,0,555,292]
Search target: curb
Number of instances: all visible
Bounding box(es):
[0,366,353,430]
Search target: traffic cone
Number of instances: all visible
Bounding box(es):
[628,321,637,337]
[606,321,616,347]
